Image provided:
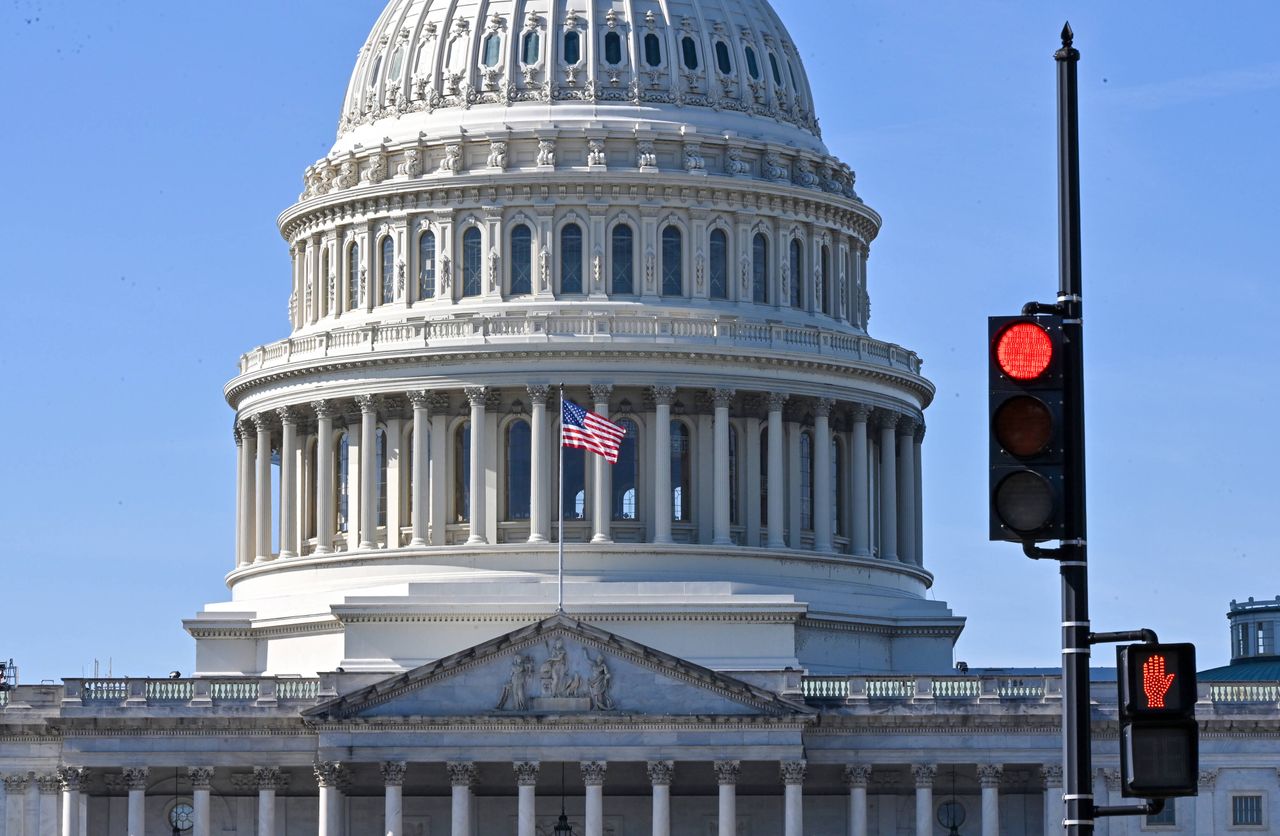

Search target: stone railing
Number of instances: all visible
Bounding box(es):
[237,312,922,377]
[62,677,321,708]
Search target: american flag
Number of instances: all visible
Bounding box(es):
[561,399,627,463]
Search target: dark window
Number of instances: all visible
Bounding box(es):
[375,428,388,526]
[381,237,395,305]
[505,421,531,520]
[832,439,843,536]
[462,227,482,297]
[389,45,406,79]
[820,245,831,315]
[759,427,768,523]
[560,224,583,294]
[728,425,739,525]
[337,433,350,532]
[745,46,760,80]
[790,238,803,308]
[454,422,470,522]
[671,421,691,521]
[604,31,623,65]
[1232,795,1263,827]
[482,33,501,67]
[768,52,782,85]
[563,30,581,64]
[681,36,698,70]
[661,226,682,296]
[752,233,768,303]
[522,30,541,64]
[788,60,798,90]
[348,243,361,309]
[709,229,728,299]
[800,431,813,530]
[1146,802,1176,826]
[611,224,634,295]
[418,231,436,299]
[612,419,638,520]
[368,54,382,88]
[561,447,586,521]
[644,33,662,66]
[510,224,532,295]
[714,41,732,74]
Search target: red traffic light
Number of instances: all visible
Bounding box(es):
[995,322,1054,380]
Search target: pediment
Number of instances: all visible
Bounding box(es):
[305,613,810,720]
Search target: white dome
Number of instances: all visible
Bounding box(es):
[332,0,827,157]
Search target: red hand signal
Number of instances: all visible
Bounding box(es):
[1142,654,1176,708]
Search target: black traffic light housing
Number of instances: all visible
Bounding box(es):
[1116,643,1199,798]
[988,315,1066,542]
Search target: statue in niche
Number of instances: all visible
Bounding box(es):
[587,653,614,710]
[496,655,533,710]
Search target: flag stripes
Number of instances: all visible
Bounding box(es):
[561,399,626,463]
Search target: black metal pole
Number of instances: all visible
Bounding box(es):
[1055,22,1092,836]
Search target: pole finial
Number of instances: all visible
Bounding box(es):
[1060,22,1073,48]
[1055,22,1080,62]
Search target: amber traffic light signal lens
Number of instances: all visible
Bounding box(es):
[993,395,1053,457]
[993,471,1054,533]
[995,322,1053,380]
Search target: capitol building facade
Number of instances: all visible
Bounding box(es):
[2,1,1277,834]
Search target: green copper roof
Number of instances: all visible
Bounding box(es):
[1198,656,1280,681]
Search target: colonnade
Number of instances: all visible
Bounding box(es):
[233,385,925,568]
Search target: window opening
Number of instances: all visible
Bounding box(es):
[563,30,581,64]
[745,46,760,79]
[604,31,623,65]
[381,238,395,305]
[482,33,501,67]
[752,233,768,303]
[681,36,698,70]
[709,229,728,299]
[506,421,531,520]
[462,227,482,297]
[644,33,662,66]
[611,224,634,295]
[510,224,533,295]
[418,231,436,299]
[522,30,541,64]
[560,224,583,294]
[612,419,639,520]
[661,226,682,296]
[714,41,732,74]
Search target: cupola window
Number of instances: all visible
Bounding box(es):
[454,422,470,522]
[418,231,436,300]
[752,233,768,303]
[336,432,350,533]
[367,54,383,88]
[680,37,699,70]
[661,226,683,296]
[563,30,581,65]
[709,229,728,299]
[604,31,623,65]
[714,41,732,75]
[768,52,782,86]
[800,431,814,530]
[561,446,587,520]
[375,428,388,526]
[612,418,639,520]
[820,245,831,315]
[832,439,844,536]
[670,421,692,522]
[728,425,740,525]
[644,33,662,66]
[560,224,584,294]
[482,33,502,67]
[510,224,533,295]
[611,224,634,295]
[388,44,406,79]
[380,237,395,305]
[522,30,541,64]
[347,243,361,311]
[462,227,482,297]
[505,420,532,520]
[789,238,803,309]
[744,46,760,80]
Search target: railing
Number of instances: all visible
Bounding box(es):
[61,677,322,708]
[237,312,923,377]
[1209,683,1280,703]
[83,679,130,701]
[802,674,1057,702]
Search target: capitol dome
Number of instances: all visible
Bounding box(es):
[196,0,960,679]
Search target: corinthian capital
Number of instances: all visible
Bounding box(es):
[354,394,379,414]
[912,763,936,788]
[710,388,736,409]
[310,399,337,420]
[977,764,1003,788]
[780,760,807,785]
[526,384,551,405]
[447,762,478,787]
[380,761,407,787]
[123,767,150,791]
[646,760,674,786]
[588,384,614,406]
[843,764,872,788]
[275,405,297,425]
[813,397,835,418]
[406,390,432,410]
[313,761,345,788]
[650,385,676,406]
[513,761,540,787]
[766,392,789,412]
[57,766,87,792]
[713,760,741,785]
[187,767,214,790]
[874,409,901,431]
[464,386,489,407]
[580,761,607,786]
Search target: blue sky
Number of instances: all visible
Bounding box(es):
[2,1,1276,682]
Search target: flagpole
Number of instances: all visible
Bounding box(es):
[557,383,565,613]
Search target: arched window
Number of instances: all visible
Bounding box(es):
[800,431,813,531]
[454,422,470,522]
[644,33,662,67]
[759,427,769,524]
[671,421,692,522]
[389,44,406,79]
[728,424,739,525]
[563,30,581,64]
[752,233,768,303]
[320,248,330,316]
[505,420,531,520]
[744,46,760,80]
[305,438,318,541]
[709,229,728,299]
[714,41,732,74]
[820,245,831,315]
[482,33,501,67]
[789,238,803,309]
[604,31,623,65]
[561,447,586,521]
[833,437,844,538]
[404,427,415,527]
[611,224,634,295]
[661,226,682,297]
[768,52,782,86]
[612,418,638,520]
[462,227,482,297]
[418,231,436,300]
[367,54,383,88]
[380,237,395,305]
[375,428,388,526]
[560,224,583,294]
[522,30,540,64]
[681,36,699,70]
[510,224,533,295]
[336,432,350,534]
[347,243,361,311]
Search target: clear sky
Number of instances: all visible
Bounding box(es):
[2,1,1276,682]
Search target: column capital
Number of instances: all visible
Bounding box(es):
[276,405,297,425]
[513,761,540,787]
[447,762,478,788]
[813,397,835,418]
[354,393,379,414]
[710,387,736,409]
[1198,768,1219,790]
[123,767,150,791]
[873,409,900,431]
[57,766,87,791]
[646,760,674,786]
[848,402,873,422]
[589,384,614,405]
[914,422,926,443]
[464,386,489,407]
[187,766,214,790]
[713,760,741,785]
[1040,763,1063,789]
[911,763,937,788]
[233,420,247,445]
[843,764,872,788]
[896,416,919,437]
[406,390,432,410]
[250,412,275,432]
[766,392,789,411]
[254,767,283,791]
[780,760,807,786]
[526,384,551,405]
[311,399,337,419]
[650,385,676,406]
[36,774,61,794]
[580,760,607,787]
[380,761,407,787]
[3,773,30,792]
[977,764,1003,788]
[313,760,346,788]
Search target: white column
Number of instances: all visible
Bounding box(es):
[36,775,57,836]
[766,393,787,547]
[234,424,247,566]
[464,387,488,545]
[844,765,871,836]
[813,398,834,552]
[313,401,336,554]
[876,411,899,561]
[277,407,298,558]
[254,768,279,836]
[356,394,379,549]
[57,768,84,836]
[429,404,449,546]
[781,761,805,836]
[978,764,1002,836]
[1040,764,1063,836]
[848,405,871,556]
[647,761,673,836]
[711,388,735,545]
[912,764,935,836]
[896,418,917,565]
[123,768,148,836]
[590,385,614,544]
[253,413,273,561]
[714,761,739,836]
[188,767,214,836]
[652,386,675,544]
[447,763,476,836]
[527,386,551,543]
[382,762,406,836]
[581,762,606,836]
[315,761,345,836]
[514,762,539,836]
[4,774,28,836]
[913,424,924,566]
[408,392,431,546]
[1194,769,1217,835]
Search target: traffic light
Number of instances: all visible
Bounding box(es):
[1117,643,1199,798]
[988,316,1066,542]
